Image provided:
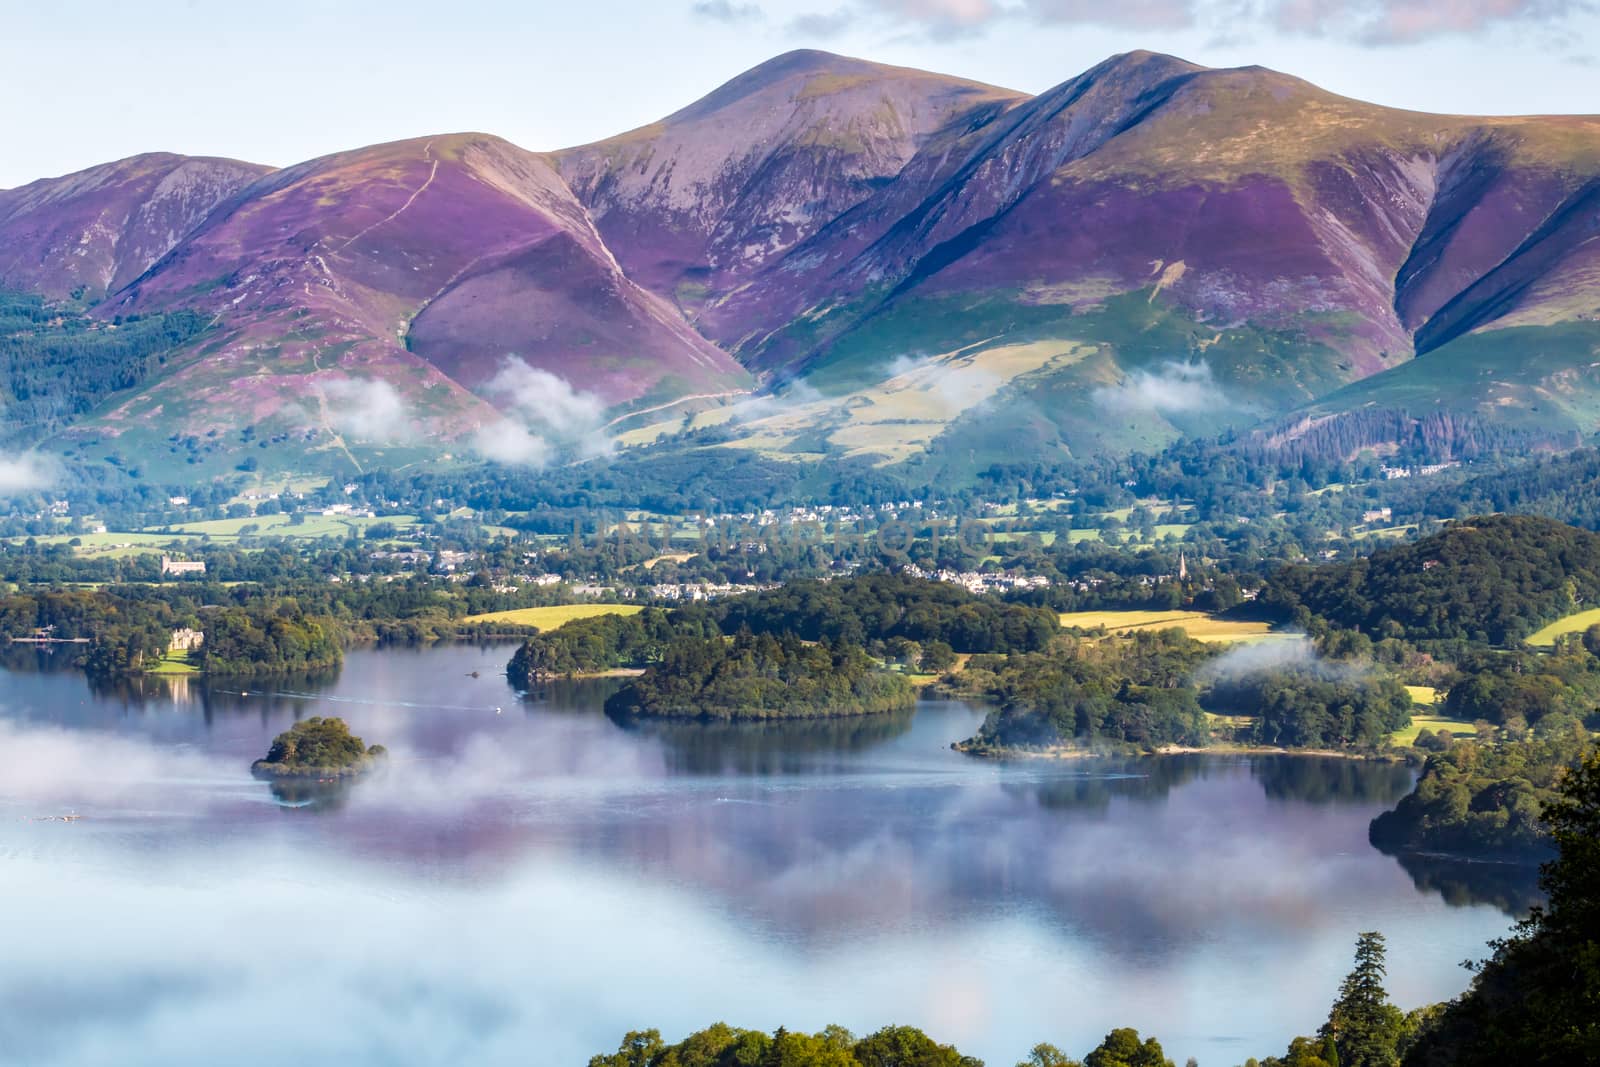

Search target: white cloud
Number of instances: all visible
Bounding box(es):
[0,454,55,495]
[1092,360,1228,416]
[321,378,412,444]
[473,357,613,467]
[470,420,554,467]
[690,0,765,21]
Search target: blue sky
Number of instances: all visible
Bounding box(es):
[2,0,1596,188]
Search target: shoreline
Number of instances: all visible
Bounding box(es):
[955,741,1405,762]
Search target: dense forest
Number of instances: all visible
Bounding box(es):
[712,573,1060,654]
[1400,746,1600,1065]
[952,630,1215,750]
[1264,515,1600,645]
[1441,645,1600,730]
[506,574,1058,685]
[199,605,343,676]
[1414,446,1600,531]
[604,630,914,721]
[1204,668,1413,750]
[0,586,345,677]
[0,290,209,447]
[1369,731,1592,861]
[506,608,718,682]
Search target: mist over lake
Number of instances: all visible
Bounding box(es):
[0,643,1525,1066]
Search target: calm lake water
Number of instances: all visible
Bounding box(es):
[0,643,1532,1066]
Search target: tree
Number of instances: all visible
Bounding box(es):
[1016,1045,1081,1067]
[588,1029,665,1067]
[1320,932,1402,1067]
[1405,746,1600,1065]
[1083,1028,1173,1067]
[853,1025,978,1067]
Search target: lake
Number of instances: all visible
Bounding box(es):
[0,643,1531,1066]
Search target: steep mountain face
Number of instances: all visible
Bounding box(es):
[65,135,751,476]
[560,51,1600,470]
[5,49,1600,482]
[558,50,1024,308]
[0,153,271,300]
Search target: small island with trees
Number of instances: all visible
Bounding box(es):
[604,630,914,721]
[250,716,387,780]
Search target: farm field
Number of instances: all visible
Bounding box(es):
[1391,715,1480,747]
[149,513,419,539]
[1058,609,1291,644]
[460,604,644,629]
[1525,608,1600,648]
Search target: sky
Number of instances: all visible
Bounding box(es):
[2,0,1597,189]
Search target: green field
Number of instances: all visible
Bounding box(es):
[1526,608,1600,648]
[460,604,644,629]
[152,513,420,539]
[147,649,199,676]
[1390,714,1479,747]
[1058,609,1292,644]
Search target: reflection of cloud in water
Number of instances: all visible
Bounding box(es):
[0,645,1527,1064]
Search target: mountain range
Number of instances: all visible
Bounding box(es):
[3,48,1599,484]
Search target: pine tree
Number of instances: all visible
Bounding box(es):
[1320,932,1402,1067]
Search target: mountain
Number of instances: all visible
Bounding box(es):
[561,50,1600,473]
[4,49,1600,483]
[0,153,271,300]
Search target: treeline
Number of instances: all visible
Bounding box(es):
[953,632,1412,753]
[604,630,914,721]
[506,575,1058,683]
[1264,515,1600,645]
[1442,645,1600,731]
[0,587,343,677]
[953,630,1215,750]
[588,1023,1179,1067]
[199,606,343,676]
[713,574,1059,654]
[0,289,209,448]
[1414,446,1600,530]
[507,608,718,682]
[1204,668,1413,750]
[1370,730,1592,861]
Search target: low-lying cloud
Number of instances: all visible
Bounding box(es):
[1091,360,1227,416]
[473,356,613,468]
[0,453,56,496]
[887,354,1004,417]
[322,378,412,444]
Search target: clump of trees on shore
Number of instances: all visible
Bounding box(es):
[605,630,914,721]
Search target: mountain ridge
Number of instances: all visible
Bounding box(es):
[3,49,1599,483]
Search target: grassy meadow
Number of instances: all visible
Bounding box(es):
[1057,609,1290,644]
[460,604,644,629]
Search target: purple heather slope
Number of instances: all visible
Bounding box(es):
[6,49,1600,462]
[0,153,273,299]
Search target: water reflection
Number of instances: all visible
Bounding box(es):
[266,777,353,812]
[1253,756,1415,805]
[1388,853,1545,916]
[608,705,917,775]
[0,644,1535,1066]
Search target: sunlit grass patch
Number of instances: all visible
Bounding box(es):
[460,604,644,628]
